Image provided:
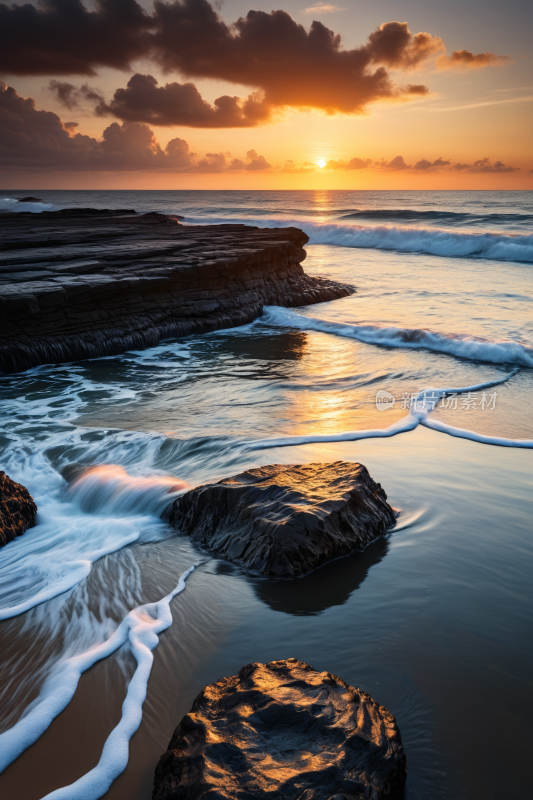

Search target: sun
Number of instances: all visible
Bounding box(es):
[317,159,327,169]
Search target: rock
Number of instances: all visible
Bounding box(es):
[152,658,406,800]
[0,471,38,547]
[0,210,353,372]
[17,196,45,203]
[168,461,397,577]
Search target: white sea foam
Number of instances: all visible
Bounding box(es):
[0,452,186,620]
[303,221,533,263]
[0,564,197,798]
[260,307,533,368]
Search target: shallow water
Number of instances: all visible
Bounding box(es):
[0,190,532,800]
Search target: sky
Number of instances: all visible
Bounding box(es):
[0,0,531,188]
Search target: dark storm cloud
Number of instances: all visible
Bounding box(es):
[0,80,268,171]
[95,73,271,127]
[0,0,152,76]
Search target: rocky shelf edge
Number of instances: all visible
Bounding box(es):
[152,658,406,800]
[0,471,37,548]
[0,208,353,373]
[168,461,397,577]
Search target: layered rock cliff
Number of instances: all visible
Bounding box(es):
[0,208,353,373]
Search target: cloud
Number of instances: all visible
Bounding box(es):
[0,1,509,124]
[93,73,271,127]
[0,80,268,172]
[437,50,510,71]
[387,155,409,170]
[151,6,435,114]
[413,156,451,169]
[366,22,445,69]
[301,3,346,14]
[0,1,444,116]
[325,157,370,169]
[452,157,520,173]
[48,80,105,110]
[0,0,153,76]
[244,149,271,170]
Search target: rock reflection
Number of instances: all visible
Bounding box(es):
[252,536,389,615]
[197,330,307,363]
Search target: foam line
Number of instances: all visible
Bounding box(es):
[243,371,525,451]
[260,307,533,369]
[420,417,533,448]
[0,565,197,788]
[242,412,419,451]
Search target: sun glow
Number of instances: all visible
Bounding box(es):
[317,159,327,169]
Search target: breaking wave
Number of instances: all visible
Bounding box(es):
[183,214,533,263]
[0,196,56,214]
[337,209,533,226]
[260,307,533,368]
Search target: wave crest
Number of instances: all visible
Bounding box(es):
[260,307,533,368]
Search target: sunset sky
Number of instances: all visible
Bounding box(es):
[1,0,531,188]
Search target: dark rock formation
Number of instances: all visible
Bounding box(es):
[152,658,406,800]
[0,208,353,373]
[0,471,38,548]
[18,197,45,203]
[168,461,397,577]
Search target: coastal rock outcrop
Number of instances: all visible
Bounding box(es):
[168,461,397,577]
[0,208,353,373]
[152,658,406,800]
[0,471,38,547]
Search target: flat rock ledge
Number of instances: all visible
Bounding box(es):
[152,658,406,800]
[168,462,397,577]
[0,208,353,373]
[0,471,37,548]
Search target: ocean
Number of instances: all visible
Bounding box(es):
[0,190,532,800]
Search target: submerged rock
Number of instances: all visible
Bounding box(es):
[18,196,45,203]
[0,471,37,547]
[152,658,406,800]
[168,461,397,578]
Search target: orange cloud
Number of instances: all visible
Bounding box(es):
[301,3,346,14]
[437,50,510,70]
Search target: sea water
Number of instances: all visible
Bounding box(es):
[0,190,532,800]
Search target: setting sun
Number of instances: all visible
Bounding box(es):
[317,159,327,169]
